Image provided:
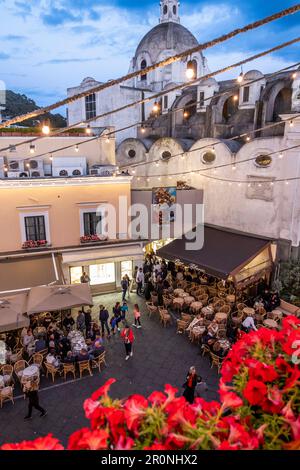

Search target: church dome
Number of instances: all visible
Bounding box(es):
[134,22,200,63]
[244,70,264,81]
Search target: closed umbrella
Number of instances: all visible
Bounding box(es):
[27,284,93,315]
[0,293,29,333]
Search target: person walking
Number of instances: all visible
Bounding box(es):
[24,380,47,420]
[120,325,135,360]
[132,304,142,328]
[113,302,122,332]
[182,366,202,404]
[120,301,129,325]
[136,268,144,296]
[84,309,92,338]
[99,305,110,337]
[121,276,129,302]
[76,310,85,334]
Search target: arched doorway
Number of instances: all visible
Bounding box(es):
[223,96,239,122]
[273,87,292,121]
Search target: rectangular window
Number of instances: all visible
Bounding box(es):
[199,91,205,107]
[24,216,46,241]
[164,95,168,109]
[89,263,115,285]
[243,86,250,103]
[70,266,83,284]
[121,260,133,280]
[85,93,96,120]
[83,212,102,236]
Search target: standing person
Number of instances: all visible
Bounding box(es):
[136,268,144,296]
[99,305,110,337]
[121,276,129,302]
[84,309,92,338]
[132,304,142,328]
[124,274,131,297]
[80,271,90,284]
[120,325,135,360]
[182,366,202,404]
[113,302,122,332]
[23,380,47,420]
[63,312,75,333]
[76,310,85,334]
[120,301,129,325]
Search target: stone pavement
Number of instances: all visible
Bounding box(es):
[0,292,219,447]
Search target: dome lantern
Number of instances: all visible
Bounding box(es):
[160,1,180,24]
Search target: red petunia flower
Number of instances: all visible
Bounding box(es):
[2,435,63,451]
[68,428,109,450]
[243,380,268,406]
[124,395,148,433]
[91,378,116,401]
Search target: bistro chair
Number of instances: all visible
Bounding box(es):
[210,352,224,374]
[29,353,44,369]
[150,293,158,306]
[38,349,49,359]
[216,328,227,339]
[78,360,93,378]
[159,309,172,328]
[0,386,14,408]
[201,344,211,357]
[207,287,218,298]
[146,302,158,318]
[91,352,107,372]
[181,313,193,324]
[176,319,188,335]
[0,365,14,386]
[62,363,76,381]
[14,360,29,382]
[9,348,23,364]
[44,362,61,382]
[219,304,231,315]
[198,294,208,306]
[237,303,247,313]
[163,296,173,309]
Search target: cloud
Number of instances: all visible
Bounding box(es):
[13,0,32,17]
[37,57,103,65]
[41,7,81,26]
[0,52,10,60]
[1,34,27,41]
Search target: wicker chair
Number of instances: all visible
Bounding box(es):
[30,353,44,369]
[0,386,14,408]
[207,287,218,297]
[14,360,29,382]
[176,319,188,334]
[181,313,193,323]
[146,302,158,318]
[231,311,243,327]
[9,348,23,364]
[237,303,247,313]
[0,364,14,386]
[159,308,172,328]
[210,352,224,374]
[212,299,226,312]
[44,362,61,382]
[201,344,211,357]
[198,294,208,306]
[78,360,92,378]
[216,328,227,339]
[62,363,76,381]
[163,296,173,309]
[91,352,107,372]
[150,293,158,306]
[219,304,231,315]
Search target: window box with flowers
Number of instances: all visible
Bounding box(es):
[80,235,108,244]
[22,240,49,250]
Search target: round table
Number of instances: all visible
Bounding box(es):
[174,289,185,297]
[178,292,189,299]
[243,307,255,316]
[226,295,236,304]
[272,309,283,321]
[263,319,278,329]
[23,365,39,380]
[184,296,195,306]
[215,312,228,322]
[202,306,214,316]
[218,339,231,351]
[190,301,203,314]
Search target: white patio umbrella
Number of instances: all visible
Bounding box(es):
[26,284,93,315]
[0,293,29,333]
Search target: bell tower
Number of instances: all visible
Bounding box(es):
[160,0,180,24]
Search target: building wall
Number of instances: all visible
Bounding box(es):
[0,179,131,253]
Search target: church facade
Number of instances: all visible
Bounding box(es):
[67,0,300,260]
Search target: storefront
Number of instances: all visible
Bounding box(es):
[62,242,144,295]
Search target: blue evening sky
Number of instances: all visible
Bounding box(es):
[0,0,299,109]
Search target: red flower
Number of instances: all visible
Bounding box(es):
[243,380,268,406]
[148,391,166,405]
[124,395,148,433]
[68,428,108,450]
[248,362,278,383]
[2,435,63,451]
[114,435,135,450]
[91,378,116,401]
[83,398,99,419]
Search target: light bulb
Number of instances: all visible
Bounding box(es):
[186,68,195,80]
[153,102,159,113]
[290,120,294,127]
[106,136,110,143]
[132,170,136,174]
[237,72,244,83]
[233,95,239,101]
[141,125,146,134]
[183,111,189,119]
[29,144,36,154]
[279,152,283,159]
[246,136,251,142]
[26,163,30,168]
[49,155,53,161]
[155,161,159,167]
[42,125,50,135]
[292,72,297,79]
[232,165,236,171]
[86,124,92,134]
[75,145,79,152]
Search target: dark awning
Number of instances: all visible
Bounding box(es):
[0,254,61,295]
[157,225,272,280]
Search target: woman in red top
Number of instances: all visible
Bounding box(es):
[120,325,135,360]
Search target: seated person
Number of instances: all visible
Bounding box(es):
[77,348,90,362]
[90,323,101,341]
[63,312,75,332]
[202,319,219,345]
[89,340,105,360]
[35,335,47,352]
[62,351,76,364]
[270,292,280,310]
[242,314,257,332]
[23,328,35,354]
[187,314,203,332]
[29,314,38,331]
[57,335,71,357]
[43,313,53,329]
[46,351,61,368]
[212,340,229,358]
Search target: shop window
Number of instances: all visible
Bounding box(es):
[70,266,83,284]
[89,263,115,285]
[83,212,102,236]
[85,93,96,120]
[24,215,46,241]
[202,151,216,164]
[121,260,133,280]
[255,154,272,167]
[243,86,250,103]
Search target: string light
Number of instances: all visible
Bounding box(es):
[141,125,146,134]
[86,124,92,135]
[153,101,160,113]
[279,152,284,159]
[290,120,294,127]
[186,67,195,80]
[237,72,244,83]
[29,144,36,154]
[155,161,159,167]
[42,124,50,135]
[49,155,53,161]
[75,145,79,153]
[232,164,237,171]
[233,95,239,101]
[246,136,251,142]
[292,72,297,79]
[106,136,110,143]
[183,111,189,119]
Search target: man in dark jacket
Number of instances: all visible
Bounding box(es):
[84,309,92,338]
[99,305,110,337]
[121,277,128,302]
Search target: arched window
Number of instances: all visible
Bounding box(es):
[273,87,292,121]
[173,5,177,15]
[223,95,239,122]
[141,59,147,82]
[163,5,168,15]
[187,60,198,79]
[183,100,197,120]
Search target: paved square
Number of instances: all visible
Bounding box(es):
[0,293,218,447]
